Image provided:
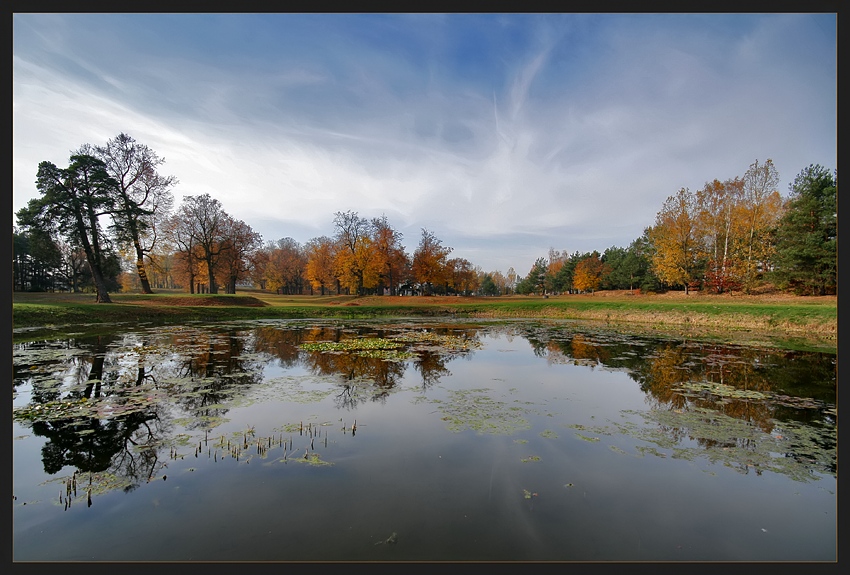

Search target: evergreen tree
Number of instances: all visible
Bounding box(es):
[772,165,836,295]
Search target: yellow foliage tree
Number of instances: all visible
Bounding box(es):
[649,187,701,294]
[304,236,336,295]
[572,253,608,293]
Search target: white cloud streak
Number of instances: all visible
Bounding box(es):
[13,14,836,275]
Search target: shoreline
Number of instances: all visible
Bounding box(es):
[12,290,836,352]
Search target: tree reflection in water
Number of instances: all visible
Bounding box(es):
[13,320,836,504]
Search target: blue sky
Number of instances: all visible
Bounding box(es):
[12,13,837,275]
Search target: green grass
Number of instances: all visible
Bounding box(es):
[12,289,836,350]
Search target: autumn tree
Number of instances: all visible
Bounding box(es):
[412,228,452,295]
[248,244,270,290]
[174,194,230,294]
[572,252,609,293]
[772,164,837,295]
[739,159,784,292]
[92,133,176,294]
[332,211,379,295]
[370,215,408,295]
[489,270,509,295]
[304,236,337,295]
[18,154,120,302]
[217,216,262,294]
[446,257,477,295]
[648,188,703,294]
[544,248,568,294]
[163,209,201,293]
[695,177,745,293]
[265,237,307,294]
[550,251,584,294]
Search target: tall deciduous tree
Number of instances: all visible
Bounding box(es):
[412,228,452,295]
[772,164,837,295]
[93,133,176,294]
[371,215,408,295]
[19,154,120,302]
[649,187,701,294]
[305,236,337,295]
[332,211,374,295]
[446,257,477,295]
[739,159,783,292]
[572,252,609,293]
[265,237,307,294]
[218,216,262,294]
[178,194,230,294]
[163,209,200,293]
[696,177,744,293]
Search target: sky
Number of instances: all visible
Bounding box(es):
[12,13,837,276]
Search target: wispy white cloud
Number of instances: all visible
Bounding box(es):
[12,14,836,274]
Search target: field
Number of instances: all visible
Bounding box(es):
[12,288,837,350]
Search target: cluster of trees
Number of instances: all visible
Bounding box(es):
[513,160,836,296]
[14,133,512,300]
[15,134,176,302]
[513,241,657,296]
[645,159,836,295]
[247,214,487,297]
[14,136,836,301]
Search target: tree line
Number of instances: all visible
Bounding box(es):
[513,159,836,297]
[14,134,836,301]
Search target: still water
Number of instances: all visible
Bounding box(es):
[12,319,836,562]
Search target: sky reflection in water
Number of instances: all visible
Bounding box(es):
[12,319,836,561]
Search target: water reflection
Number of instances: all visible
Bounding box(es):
[13,320,836,502]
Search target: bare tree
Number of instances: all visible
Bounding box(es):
[184,194,231,294]
[93,133,176,294]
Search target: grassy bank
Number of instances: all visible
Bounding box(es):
[12,289,837,351]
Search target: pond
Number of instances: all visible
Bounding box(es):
[12,318,836,562]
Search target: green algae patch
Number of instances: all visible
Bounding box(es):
[294,452,333,466]
[300,337,405,353]
[575,434,601,443]
[427,388,533,435]
[389,331,482,352]
[622,407,835,482]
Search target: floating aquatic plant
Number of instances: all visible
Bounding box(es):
[428,388,533,435]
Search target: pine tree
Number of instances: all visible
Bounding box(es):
[772,165,836,295]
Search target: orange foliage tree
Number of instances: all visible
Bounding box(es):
[370,214,409,295]
[412,228,452,295]
[304,236,337,295]
[572,252,609,293]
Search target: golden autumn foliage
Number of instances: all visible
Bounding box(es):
[304,236,336,295]
[572,253,609,293]
[649,187,701,293]
[412,228,452,293]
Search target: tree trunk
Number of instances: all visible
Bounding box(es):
[134,241,153,294]
[207,262,218,294]
[88,259,113,303]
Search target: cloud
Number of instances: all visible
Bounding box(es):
[12,14,836,275]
